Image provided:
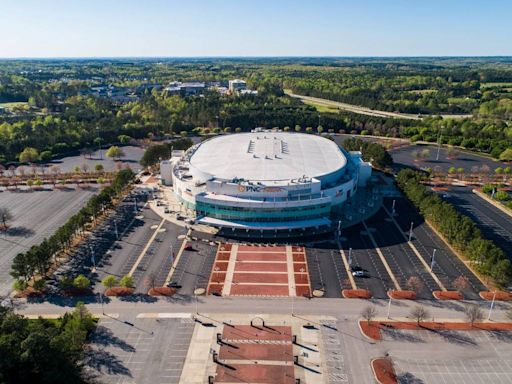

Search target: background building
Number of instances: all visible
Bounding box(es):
[228,79,247,93]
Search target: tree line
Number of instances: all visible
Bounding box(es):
[0,303,95,383]
[10,169,134,292]
[396,169,511,286]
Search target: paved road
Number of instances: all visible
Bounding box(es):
[286,90,472,120]
[442,186,512,261]
[0,188,95,296]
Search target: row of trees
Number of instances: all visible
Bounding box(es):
[396,169,511,286]
[341,137,393,169]
[10,169,134,292]
[0,303,95,383]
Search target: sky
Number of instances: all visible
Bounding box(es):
[0,0,510,58]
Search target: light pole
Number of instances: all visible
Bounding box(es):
[408,222,414,242]
[114,219,118,239]
[98,292,105,315]
[348,248,352,266]
[90,245,96,271]
[436,128,443,161]
[391,199,396,216]
[488,291,497,320]
[291,285,295,316]
[96,126,102,160]
[430,249,436,272]
[133,196,138,212]
[386,296,392,319]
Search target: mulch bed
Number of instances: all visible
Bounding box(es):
[61,287,94,296]
[148,287,177,296]
[13,288,44,299]
[360,320,512,341]
[105,287,134,296]
[342,289,372,299]
[388,290,416,300]
[480,291,512,301]
[371,357,397,384]
[433,290,463,300]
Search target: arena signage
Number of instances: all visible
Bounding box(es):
[238,185,284,193]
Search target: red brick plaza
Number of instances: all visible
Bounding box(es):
[207,243,311,297]
[214,325,295,384]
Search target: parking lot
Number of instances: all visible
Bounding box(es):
[85,315,195,384]
[0,188,96,296]
[441,186,512,261]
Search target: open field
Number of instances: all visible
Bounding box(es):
[0,101,29,109]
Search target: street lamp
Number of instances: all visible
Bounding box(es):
[488,291,497,320]
[387,296,392,319]
[430,249,436,272]
[96,126,102,160]
[408,222,414,242]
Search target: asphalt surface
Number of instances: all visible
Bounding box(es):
[389,197,487,300]
[305,241,346,298]
[44,146,144,174]
[0,188,95,296]
[390,143,500,173]
[342,224,395,299]
[171,239,216,296]
[441,186,512,261]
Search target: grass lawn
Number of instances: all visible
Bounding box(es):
[0,101,29,109]
[302,100,338,113]
[480,82,512,89]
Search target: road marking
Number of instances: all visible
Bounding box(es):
[362,221,401,291]
[222,244,239,296]
[128,218,165,277]
[163,228,191,286]
[336,239,357,290]
[286,246,296,296]
[382,206,447,291]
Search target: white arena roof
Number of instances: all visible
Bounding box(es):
[189,132,346,181]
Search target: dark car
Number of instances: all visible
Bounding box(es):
[184,245,195,251]
[166,282,182,289]
[351,265,363,272]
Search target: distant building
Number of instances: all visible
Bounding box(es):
[228,79,247,93]
[164,81,206,96]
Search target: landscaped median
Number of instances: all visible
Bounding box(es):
[371,357,397,384]
[480,291,512,301]
[387,290,416,300]
[148,287,177,296]
[359,319,512,341]
[342,289,372,299]
[433,290,463,300]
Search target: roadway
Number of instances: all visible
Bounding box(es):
[442,186,512,260]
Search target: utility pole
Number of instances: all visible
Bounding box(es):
[90,245,96,271]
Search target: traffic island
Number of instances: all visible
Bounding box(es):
[371,357,397,384]
[388,290,416,300]
[148,287,177,296]
[342,289,372,299]
[433,290,463,300]
[480,291,512,301]
[359,320,512,341]
[105,287,134,296]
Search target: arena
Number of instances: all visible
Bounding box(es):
[161,131,371,233]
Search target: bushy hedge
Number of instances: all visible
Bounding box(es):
[397,169,511,287]
[10,169,134,288]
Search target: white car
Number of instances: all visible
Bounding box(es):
[352,270,367,278]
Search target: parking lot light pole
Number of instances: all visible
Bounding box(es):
[488,291,497,321]
[391,199,396,216]
[348,248,352,266]
[114,219,118,239]
[430,249,436,272]
[408,222,414,242]
[133,196,138,212]
[387,297,392,319]
[90,245,96,272]
[98,292,105,315]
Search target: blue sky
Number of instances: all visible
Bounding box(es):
[0,0,510,57]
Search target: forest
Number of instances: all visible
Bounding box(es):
[0,57,510,163]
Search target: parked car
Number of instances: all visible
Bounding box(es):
[184,245,195,251]
[352,270,368,278]
[166,282,182,289]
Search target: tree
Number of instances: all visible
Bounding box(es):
[464,304,483,326]
[235,127,242,133]
[106,146,125,160]
[144,271,157,290]
[452,275,470,292]
[295,125,302,132]
[119,275,134,289]
[410,305,429,325]
[406,276,424,295]
[499,148,512,162]
[94,163,104,172]
[19,147,40,163]
[361,305,377,323]
[495,167,504,175]
[33,278,46,292]
[73,275,91,290]
[40,150,52,162]
[118,134,132,144]
[0,207,12,230]
[102,275,118,290]
[13,279,28,292]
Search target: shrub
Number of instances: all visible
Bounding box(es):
[73,275,91,290]
[119,275,134,289]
